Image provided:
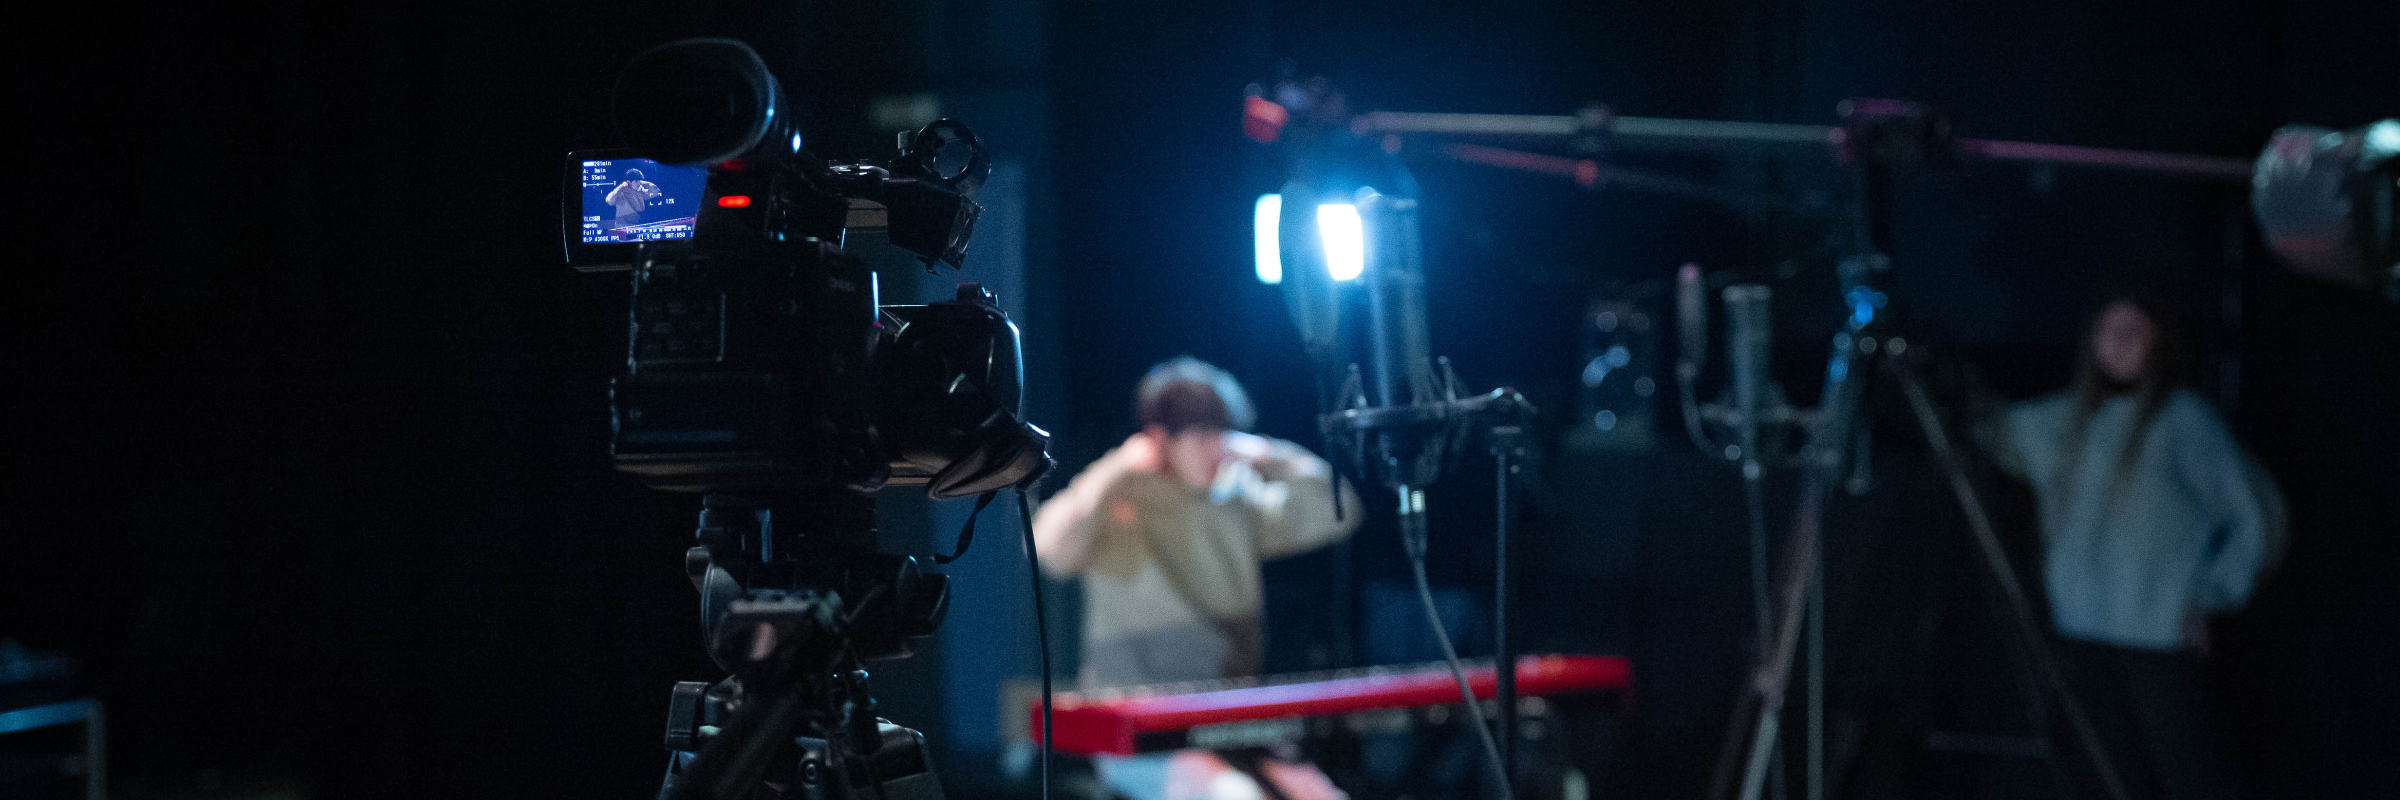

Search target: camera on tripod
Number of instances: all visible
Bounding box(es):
[563,38,1051,800]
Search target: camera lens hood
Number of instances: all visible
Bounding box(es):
[613,38,786,166]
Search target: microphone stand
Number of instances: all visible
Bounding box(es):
[1281,140,1539,799]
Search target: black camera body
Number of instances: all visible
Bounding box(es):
[612,235,1047,499]
[578,37,1049,800]
[612,236,884,493]
[592,38,1047,499]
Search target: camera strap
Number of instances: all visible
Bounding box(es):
[933,490,1001,564]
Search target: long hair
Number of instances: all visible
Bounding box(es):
[2057,288,2200,498]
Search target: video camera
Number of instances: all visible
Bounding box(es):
[564,38,1051,800]
[565,38,1049,498]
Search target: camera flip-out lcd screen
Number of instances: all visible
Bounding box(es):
[579,157,708,243]
[564,150,712,270]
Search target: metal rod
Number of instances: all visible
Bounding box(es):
[1355,111,1835,149]
[1495,447,1517,782]
[1353,110,2253,182]
[1950,138,2251,181]
[1440,144,1802,212]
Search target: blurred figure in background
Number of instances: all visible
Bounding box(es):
[1991,291,2287,800]
[1034,357,1359,800]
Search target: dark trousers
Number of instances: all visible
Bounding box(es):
[2058,638,2236,800]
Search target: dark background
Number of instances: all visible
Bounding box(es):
[8,1,2394,798]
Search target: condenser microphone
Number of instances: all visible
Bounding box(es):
[1677,264,1710,374]
[1362,192,1435,411]
[1722,284,1774,460]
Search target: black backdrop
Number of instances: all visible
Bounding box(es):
[10,1,2395,798]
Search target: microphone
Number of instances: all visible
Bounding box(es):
[1722,284,1774,462]
[1358,191,1443,489]
[1362,192,1435,410]
[1677,264,1709,374]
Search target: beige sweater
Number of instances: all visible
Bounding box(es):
[1034,437,1359,686]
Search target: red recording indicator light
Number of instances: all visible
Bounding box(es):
[717,195,753,208]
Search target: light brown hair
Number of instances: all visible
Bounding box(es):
[1135,357,1255,434]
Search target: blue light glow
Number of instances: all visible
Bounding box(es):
[1846,287,1884,327]
[1317,203,1365,281]
[1253,194,1283,284]
[2366,120,2399,153]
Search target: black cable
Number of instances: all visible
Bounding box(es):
[1401,507,1514,800]
[1016,490,1053,800]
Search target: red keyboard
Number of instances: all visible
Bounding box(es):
[1032,654,1633,755]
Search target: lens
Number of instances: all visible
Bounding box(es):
[612,39,783,165]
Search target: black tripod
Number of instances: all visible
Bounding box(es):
[657,491,955,800]
[1699,105,2133,800]
[1695,326,2134,800]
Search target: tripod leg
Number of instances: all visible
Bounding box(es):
[1739,470,1792,800]
[1889,358,2131,800]
[1807,558,1823,800]
[1708,490,1826,800]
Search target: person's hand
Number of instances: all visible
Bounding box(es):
[1224,431,1297,480]
[1115,431,1163,475]
[1224,431,1273,462]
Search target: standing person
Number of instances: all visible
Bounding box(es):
[1992,292,2286,800]
[1033,357,1360,800]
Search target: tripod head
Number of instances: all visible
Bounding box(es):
[661,491,949,800]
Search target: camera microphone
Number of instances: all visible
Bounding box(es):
[1722,284,1774,461]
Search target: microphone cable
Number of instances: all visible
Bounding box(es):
[1016,490,1054,800]
[1401,504,1515,800]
